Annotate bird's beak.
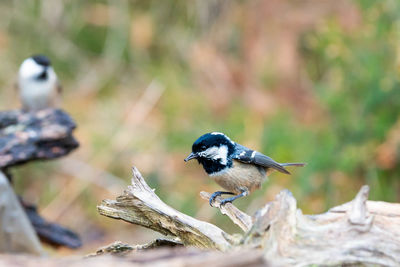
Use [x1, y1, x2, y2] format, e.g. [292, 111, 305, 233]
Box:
[184, 152, 198, 162]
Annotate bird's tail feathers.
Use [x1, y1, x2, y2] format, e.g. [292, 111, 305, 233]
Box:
[280, 163, 306, 167]
[275, 163, 305, 175]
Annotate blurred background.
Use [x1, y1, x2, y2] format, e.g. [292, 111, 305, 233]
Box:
[0, 0, 399, 255]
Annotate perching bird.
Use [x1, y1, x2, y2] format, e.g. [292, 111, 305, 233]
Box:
[17, 55, 61, 111]
[184, 132, 305, 206]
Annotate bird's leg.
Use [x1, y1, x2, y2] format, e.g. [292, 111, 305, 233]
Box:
[209, 191, 235, 206]
[219, 189, 249, 206]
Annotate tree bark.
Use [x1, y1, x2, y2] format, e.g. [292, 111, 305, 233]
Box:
[0, 108, 79, 169]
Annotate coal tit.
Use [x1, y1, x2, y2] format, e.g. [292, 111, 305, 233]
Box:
[18, 55, 61, 111]
[184, 132, 305, 206]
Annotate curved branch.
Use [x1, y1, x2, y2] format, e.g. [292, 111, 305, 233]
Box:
[98, 167, 232, 251]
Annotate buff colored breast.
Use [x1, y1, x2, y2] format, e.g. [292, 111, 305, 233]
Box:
[210, 160, 267, 194]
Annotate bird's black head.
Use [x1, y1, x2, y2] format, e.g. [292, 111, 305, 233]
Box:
[184, 132, 235, 174]
[31, 55, 51, 67]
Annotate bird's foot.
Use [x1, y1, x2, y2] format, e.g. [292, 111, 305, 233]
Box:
[219, 198, 233, 206]
[218, 190, 249, 206]
[209, 191, 234, 206]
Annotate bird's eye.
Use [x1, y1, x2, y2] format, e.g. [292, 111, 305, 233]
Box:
[201, 145, 206, 150]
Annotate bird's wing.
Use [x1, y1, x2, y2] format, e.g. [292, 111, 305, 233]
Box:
[232, 144, 290, 174]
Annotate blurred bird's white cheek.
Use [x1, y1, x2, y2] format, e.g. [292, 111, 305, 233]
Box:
[19, 58, 44, 79]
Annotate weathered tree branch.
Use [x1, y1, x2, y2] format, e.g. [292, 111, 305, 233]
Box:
[200, 191, 252, 232]
[245, 186, 400, 266]
[0, 247, 267, 267]
[87, 239, 183, 257]
[98, 166, 400, 266]
[22, 202, 82, 249]
[98, 167, 233, 251]
[0, 108, 79, 169]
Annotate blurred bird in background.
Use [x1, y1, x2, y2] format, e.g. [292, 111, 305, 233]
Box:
[185, 132, 305, 206]
[17, 55, 61, 111]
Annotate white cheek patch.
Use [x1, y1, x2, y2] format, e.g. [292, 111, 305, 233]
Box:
[19, 58, 45, 79]
[46, 67, 58, 83]
[201, 145, 228, 165]
[215, 145, 228, 165]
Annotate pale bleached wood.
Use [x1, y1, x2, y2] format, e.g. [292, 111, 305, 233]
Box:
[248, 186, 400, 266]
[200, 191, 253, 232]
[98, 167, 232, 251]
[0, 248, 267, 267]
[87, 239, 183, 257]
[98, 166, 400, 266]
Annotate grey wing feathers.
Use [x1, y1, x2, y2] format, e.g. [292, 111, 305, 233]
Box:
[253, 152, 291, 174]
[233, 144, 291, 174]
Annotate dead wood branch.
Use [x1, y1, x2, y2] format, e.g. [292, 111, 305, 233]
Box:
[88, 239, 183, 257]
[98, 167, 232, 251]
[0, 247, 267, 267]
[0, 108, 79, 168]
[200, 191, 253, 232]
[247, 186, 400, 266]
[98, 166, 400, 266]
[22, 202, 82, 249]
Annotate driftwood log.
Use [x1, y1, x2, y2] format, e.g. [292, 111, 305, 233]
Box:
[0, 108, 81, 249]
[97, 166, 400, 266]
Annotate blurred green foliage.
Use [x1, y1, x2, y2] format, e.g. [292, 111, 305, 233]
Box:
[0, 0, 400, 252]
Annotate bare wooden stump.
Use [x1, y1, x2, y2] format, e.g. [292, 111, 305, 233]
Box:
[0, 108, 81, 250]
[98, 166, 400, 266]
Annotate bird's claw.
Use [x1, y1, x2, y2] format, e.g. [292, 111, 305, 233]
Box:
[209, 192, 219, 206]
[209, 197, 216, 206]
[209, 191, 234, 206]
[219, 199, 232, 206]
